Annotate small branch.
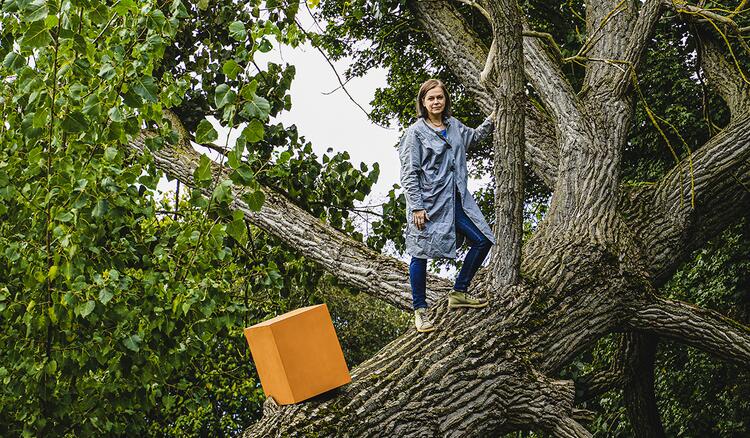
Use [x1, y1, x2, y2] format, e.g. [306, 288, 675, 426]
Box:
[628, 297, 750, 367]
[293, 17, 392, 130]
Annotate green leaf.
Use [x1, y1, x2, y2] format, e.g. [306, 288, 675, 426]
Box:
[104, 147, 118, 161]
[211, 179, 233, 204]
[92, 199, 109, 218]
[123, 334, 141, 352]
[243, 189, 265, 212]
[133, 76, 158, 103]
[226, 216, 247, 245]
[230, 164, 254, 185]
[22, 0, 48, 22]
[44, 14, 57, 28]
[240, 80, 258, 100]
[98, 289, 113, 305]
[214, 84, 236, 109]
[194, 154, 212, 182]
[60, 112, 87, 133]
[195, 119, 218, 143]
[258, 38, 273, 53]
[228, 21, 246, 41]
[98, 63, 116, 80]
[20, 20, 51, 49]
[222, 60, 242, 80]
[77, 300, 95, 318]
[241, 95, 271, 120]
[82, 95, 101, 116]
[108, 106, 125, 123]
[241, 119, 265, 143]
[122, 89, 143, 108]
[55, 210, 73, 222]
[2, 52, 26, 71]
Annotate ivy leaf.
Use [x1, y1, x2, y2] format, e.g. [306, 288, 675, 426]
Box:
[20, 20, 51, 49]
[258, 38, 273, 53]
[195, 119, 218, 143]
[98, 63, 116, 80]
[133, 76, 158, 103]
[92, 200, 109, 218]
[55, 211, 74, 222]
[228, 21, 246, 41]
[60, 112, 87, 133]
[194, 154, 212, 182]
[214, 84, 236, 109]
[242, 189, 265, 212]
[241, 119, 264, 143]
[123, 334, 141, 352]
[82, 95, 101, 116]
[239, 80, 258, 100]
[108, 106, 125, 123]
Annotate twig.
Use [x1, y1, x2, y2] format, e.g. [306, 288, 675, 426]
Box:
[293, 17, 394, 130]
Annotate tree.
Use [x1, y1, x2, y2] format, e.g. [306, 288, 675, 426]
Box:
[2, 0, 750, 436]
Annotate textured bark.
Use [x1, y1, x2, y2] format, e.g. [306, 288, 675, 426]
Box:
[622, 333, 666, 438]
[628, 297, 750, 366]
[696, 29, 750, 118]
[123, 1, 750, 435]
[486, 0, 525, 287]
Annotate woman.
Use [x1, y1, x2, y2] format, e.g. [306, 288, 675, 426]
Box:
[399, 78, 496, 333]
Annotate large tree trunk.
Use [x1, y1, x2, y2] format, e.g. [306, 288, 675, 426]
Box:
[128, 0, 750, 435]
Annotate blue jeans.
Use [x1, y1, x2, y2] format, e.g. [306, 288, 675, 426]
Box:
[410, 190, 493, 309]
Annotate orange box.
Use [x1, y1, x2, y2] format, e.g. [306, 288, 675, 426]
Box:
[244, 304, 351, 405]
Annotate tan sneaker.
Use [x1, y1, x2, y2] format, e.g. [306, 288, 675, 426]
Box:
[414, 308, 436, 332]
[448, 291, 488, 309]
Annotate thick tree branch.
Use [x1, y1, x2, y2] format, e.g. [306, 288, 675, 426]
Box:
[613, 0, 665, 96]
[485, 0, 525, 287]
[129, 115, 453, 311]
[583, 0, 637, 91]
[628, 297, 750, 367]
[625, 112, 750, 284]
[622, 332, 666, 438]
[695, 27, 750, 117]
[244, 298, 584, 436]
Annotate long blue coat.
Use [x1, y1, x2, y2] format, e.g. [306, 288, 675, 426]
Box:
[399, 116, 496, 259]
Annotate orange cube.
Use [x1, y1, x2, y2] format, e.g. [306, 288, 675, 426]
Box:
[244, 304, 351, 405]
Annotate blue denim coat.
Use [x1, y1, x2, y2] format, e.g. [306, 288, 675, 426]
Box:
[399, 116, 496, 259]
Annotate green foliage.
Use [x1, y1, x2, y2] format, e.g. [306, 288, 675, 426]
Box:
[0, 0, 399, 436]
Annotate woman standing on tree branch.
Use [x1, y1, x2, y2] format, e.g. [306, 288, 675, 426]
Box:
[399, 78, 496, 333]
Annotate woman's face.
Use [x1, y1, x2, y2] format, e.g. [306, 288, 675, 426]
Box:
[422, 87, 445, 119]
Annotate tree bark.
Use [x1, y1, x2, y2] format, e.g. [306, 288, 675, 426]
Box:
[622, 333, 666, 438]
[486, 0, 525, 287]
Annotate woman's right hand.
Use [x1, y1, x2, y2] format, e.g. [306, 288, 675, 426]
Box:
[412, 209, 429, 230]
